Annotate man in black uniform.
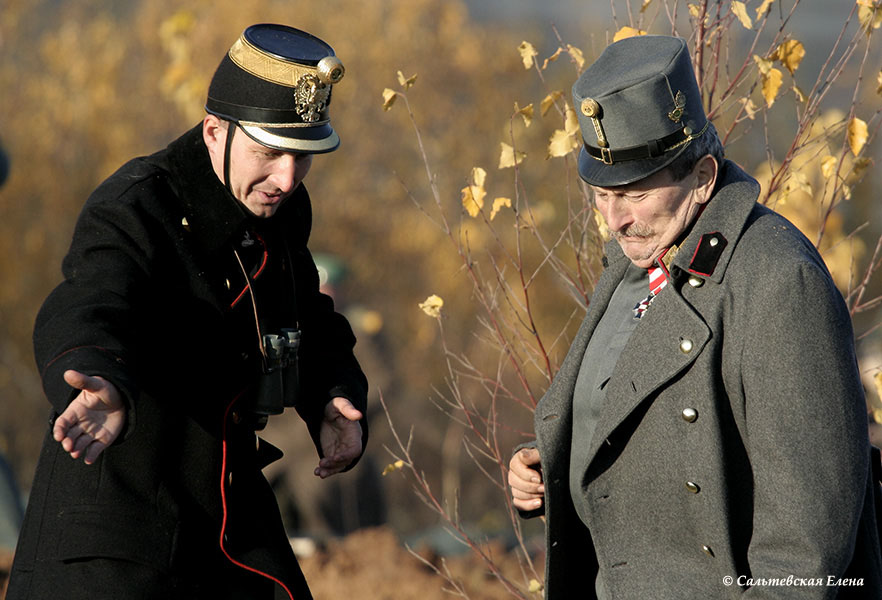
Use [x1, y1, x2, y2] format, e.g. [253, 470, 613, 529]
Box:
[8, 24, 367, 599]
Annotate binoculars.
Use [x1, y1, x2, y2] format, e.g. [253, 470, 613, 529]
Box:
[251, 328, 301, 418]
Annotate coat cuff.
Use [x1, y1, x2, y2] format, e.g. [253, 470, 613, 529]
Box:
[41, 345, 138, 439]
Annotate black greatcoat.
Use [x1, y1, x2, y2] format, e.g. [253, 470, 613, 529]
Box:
[7, 125, 368, 599]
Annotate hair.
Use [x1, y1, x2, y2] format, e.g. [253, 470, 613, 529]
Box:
[666, 122, 724, 181]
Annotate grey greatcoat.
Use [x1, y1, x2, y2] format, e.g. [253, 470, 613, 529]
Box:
[528, 160, 882, 598]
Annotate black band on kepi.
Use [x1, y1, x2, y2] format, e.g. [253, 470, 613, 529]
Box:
[583, 120, 709, 166]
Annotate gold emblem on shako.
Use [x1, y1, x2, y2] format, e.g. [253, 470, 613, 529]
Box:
[668, 90, 686, 122]
[294, 73, 330, 123]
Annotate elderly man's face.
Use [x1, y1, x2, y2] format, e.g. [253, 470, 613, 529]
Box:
[591, 157, 716, 269]
[203, 116, 313, 218]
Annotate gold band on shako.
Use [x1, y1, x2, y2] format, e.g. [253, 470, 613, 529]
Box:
[229, 36, 344, 87]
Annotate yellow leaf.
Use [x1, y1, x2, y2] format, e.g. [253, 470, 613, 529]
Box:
[567, 44, 586, 70]
[755, 0, 776, 19]
[490, 197, 512, 220]
[499, 142, 527, 169]
[547, 110, 581, 158]
[688, 3, 702, 18]
[761, 67, 783, 107]
[418, 295, 444, 318]
[382, 88, 399, 111]
[753, 54, 773, 75]
[845, 157, 872, 186]
[461, 167, 487, 217]
[859, 3, 882, 34]
[540, 91, 564, 116]
[564, 104, 580, 136]
[776, 40, 805, 75]
[874, 408, 882, 425]
[159, 10, 195, 39]
[820, 155, 839, 180]
[786, 171, 812, 197]
[542, 47, 563, 70]
[514, 102, 534, 127]
[732, 1, 754, 29]
[593, 207, 610, 241]
[613, 26, 647, 42]
[640, 0, 653, 12]
[740, 97, 759, 120]
[874, 372, 882, 407]
[382, 459, 405, 476]
[397, 71, 418, 90]
[848, 117, 868, 156]
[876, 70, 882, 95]
[528, 579, 544, 593]
[792, 84, 807, 103]
[518, 41, 538, 69]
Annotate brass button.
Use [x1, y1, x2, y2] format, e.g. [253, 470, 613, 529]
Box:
[679, 338, 694, 353]
[702, 545, 715, 557]
[685, 481, 700, 494]
[681, 408, 698, 423]
[225, 278, 231, 289]
[181, 217, 190, 231]
[232, 411, 241, 424]
[581, 97, 601, 117]
[709, 236, 719, 247]
[687, 276, 704, 288]
[227, 471, 233, 486]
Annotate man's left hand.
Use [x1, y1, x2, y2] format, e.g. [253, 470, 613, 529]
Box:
[315, 396, 363, 479]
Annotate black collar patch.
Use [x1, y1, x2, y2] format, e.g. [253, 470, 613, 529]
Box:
[688, 231, 727, 277]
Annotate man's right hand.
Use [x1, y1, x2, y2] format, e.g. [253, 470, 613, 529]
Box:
[509, 447, 545, 511]
[54, 370, 126, 465]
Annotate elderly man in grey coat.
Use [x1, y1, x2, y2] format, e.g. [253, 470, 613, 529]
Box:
[509, 35, 882, 599]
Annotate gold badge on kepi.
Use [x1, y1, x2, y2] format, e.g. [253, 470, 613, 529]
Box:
[294, 74, 331, 123]
[668, 91, 686, 122]
[581, 98, 601, 117]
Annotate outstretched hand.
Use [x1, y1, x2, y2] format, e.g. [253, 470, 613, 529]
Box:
[54, 369, 126, 465]
[316, 396, 363, 479]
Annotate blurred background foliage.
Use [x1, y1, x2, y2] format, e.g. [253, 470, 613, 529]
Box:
[0, 0, 880, 558]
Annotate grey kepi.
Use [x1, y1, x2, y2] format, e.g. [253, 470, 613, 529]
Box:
[573, 35, 708, 187]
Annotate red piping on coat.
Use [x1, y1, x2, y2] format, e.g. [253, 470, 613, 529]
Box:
[220, 393, 295, 600]
[42, 345, 124, 378]
[230, 232, 269, 309]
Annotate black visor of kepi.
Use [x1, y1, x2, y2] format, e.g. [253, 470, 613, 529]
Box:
[572, 35, 709, 187]
[206, 24, 345, 154]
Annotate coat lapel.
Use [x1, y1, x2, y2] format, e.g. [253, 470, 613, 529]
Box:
[583, 285, 710, 466]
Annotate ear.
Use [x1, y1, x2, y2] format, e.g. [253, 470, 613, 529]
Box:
[692, 154, 718, 205]
[202, 115, 227, 183]
[202, 114, 226, 154]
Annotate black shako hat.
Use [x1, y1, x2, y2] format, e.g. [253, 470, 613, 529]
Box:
[206, 24, 344, 154]
[573, 35, 709, 187]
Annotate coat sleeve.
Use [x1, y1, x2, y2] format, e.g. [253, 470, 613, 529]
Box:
[34, 172, 162, 433]
[286, 189, 369, 466]
[738, 250, 868, 596]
